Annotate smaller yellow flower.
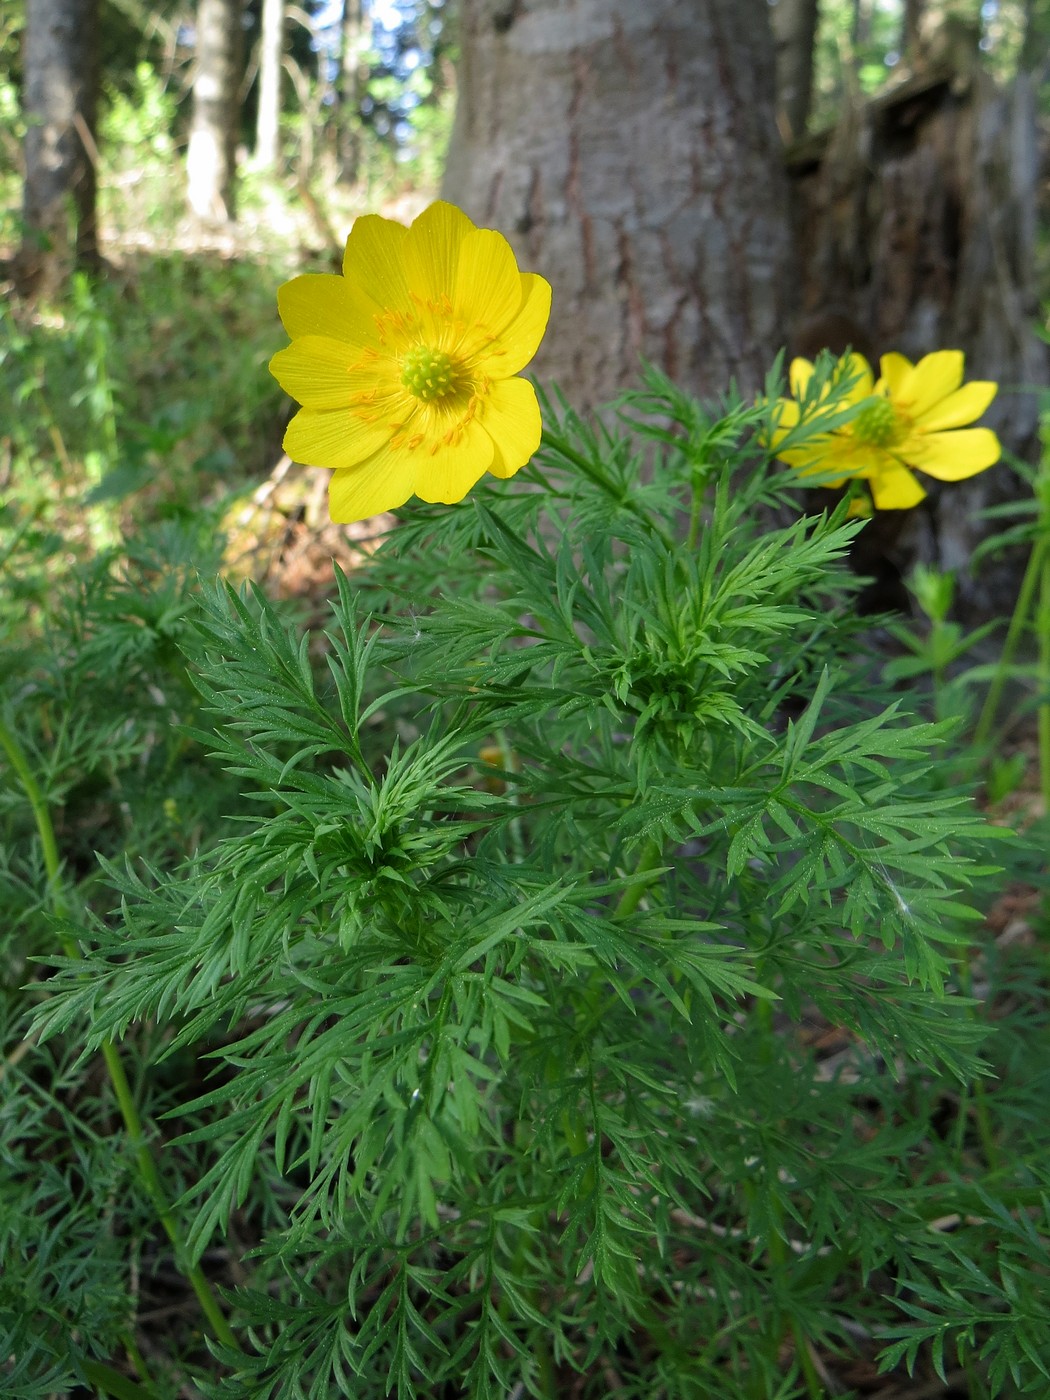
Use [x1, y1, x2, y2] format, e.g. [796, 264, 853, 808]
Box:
[269, 201, 552, 523]
[772, 350, 1001, 509]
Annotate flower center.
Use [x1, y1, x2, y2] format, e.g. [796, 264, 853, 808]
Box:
[401, 345, 458, 403]
[853, 396, 907, 448]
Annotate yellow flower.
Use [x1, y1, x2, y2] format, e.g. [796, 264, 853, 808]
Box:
[772, 350, 1001, 509]
[269, 201, 552, 523]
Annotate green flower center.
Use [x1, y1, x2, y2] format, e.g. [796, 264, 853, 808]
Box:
[853, 396, 907, 448]
[401, 345, 457, 403]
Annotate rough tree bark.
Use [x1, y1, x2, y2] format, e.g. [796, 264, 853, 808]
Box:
[254, 0, 283, 170]
[18, 0, 99, 297]
[186, 0, 244, 224]
[788, 71, 1047, 618]
[770, 0, 820, 139]
[442, 0, 795, 409]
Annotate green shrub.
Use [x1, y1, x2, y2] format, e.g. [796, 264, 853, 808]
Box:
[5, 365, 1047, 1398]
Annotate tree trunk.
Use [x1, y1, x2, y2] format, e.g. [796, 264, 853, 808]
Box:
[788, 71, 1048, 619]
[338, 0, 368, 180]
[902, 0, 925, 65]
[254, 0, 283, 170]
[771, 0, 820, 139]
[442, 0, 795, 409]
[186, 0, 244, 224]
[852, 0, 872, 53]
[18, 0, 99, 297]
[1020, 0, 1050, 74]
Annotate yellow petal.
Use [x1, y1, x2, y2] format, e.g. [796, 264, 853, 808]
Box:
[453, 228, 530, 343]
[839, 352, 873, 399]
[402, 201, 476, 307]
[912, 381, 997, 432]
[412, 416, 495, 503]
[870, 463, 927, 509]
[283, 406, 394, 471]
[477, 273, 552, 379]
[901, 351, 965, 416]
[908, 427, 1002, 480]
[790, 436, 888, 480]
[767, 398, 800, 452]
[478, 377, 543, 478]
[328, 450, 418, 522]
[342, 214, 411, 311]
[270, 335, 369, 409]
[878, 352, 913, 397]
[277, 274, 378, 344]
[790, 358, 815, 397]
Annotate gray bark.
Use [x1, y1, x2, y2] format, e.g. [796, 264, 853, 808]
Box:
[186, 0, 244, 223]
[771, 0, 820, 139]
[338, 0, 368, 180]
[442, 0, 795, 409]
[19, 0, 99, 296]
[255, 0, 283, 169]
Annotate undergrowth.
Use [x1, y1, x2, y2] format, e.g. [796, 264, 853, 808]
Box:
[3, 361, 1049, 1398]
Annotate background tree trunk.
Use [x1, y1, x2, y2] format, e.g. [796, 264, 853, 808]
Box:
[18, 0, 99, 297]
[902, 0, 925, 64]
[852, 0, 873, 54]
[186, 0, 244, 224]
[338, 0, 368, 180]
[442, 0, 795, 408]
[254, 0, 283, 170]
[771, 0, 820, 139]
[788, 71, 1048, 618]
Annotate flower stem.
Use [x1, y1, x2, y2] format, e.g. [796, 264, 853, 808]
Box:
[540, 428, 675, 547]
[1038, 537, 1050, 811]
[0, 712, 240, 1357]
[973, 535, 1046, 752]
[687, 469, 706, 552]
[612, 838, 665, 921]
[753, 995, 822, 1400]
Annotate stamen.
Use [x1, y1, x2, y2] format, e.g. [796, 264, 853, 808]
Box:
[854, 396, 907, 448]
[401, 345, 460, 403]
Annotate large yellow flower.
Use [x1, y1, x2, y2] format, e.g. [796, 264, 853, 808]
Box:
[269, 202, 552, 523]
[772, 350, 1001, 509]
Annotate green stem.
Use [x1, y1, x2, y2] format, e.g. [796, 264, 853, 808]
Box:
[687, 469, 706, 552]
[951, 958, 1000, 1175]
[1038, 536, 1050, 811]
[753, 995, 823, 1400]
[973, 534, 1047, 749]
[80, 1357, 158, 1400]
[540, 428, 676, 547]
[0, 712, 240, 1356]
[930, 621, 948, 727]
[612, 838, 665, 921]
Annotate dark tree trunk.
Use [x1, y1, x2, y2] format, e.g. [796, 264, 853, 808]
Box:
[1020, 0, 1050, 74]
[788, 72, 1048, 619]
[442, 0, 795, 408]
[18, 0, 99, 297]
[771, 0, 820, 139]
[186, 0, 244, 224]
[902, 0, 925, 65]
[852, 0, 872, 53]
